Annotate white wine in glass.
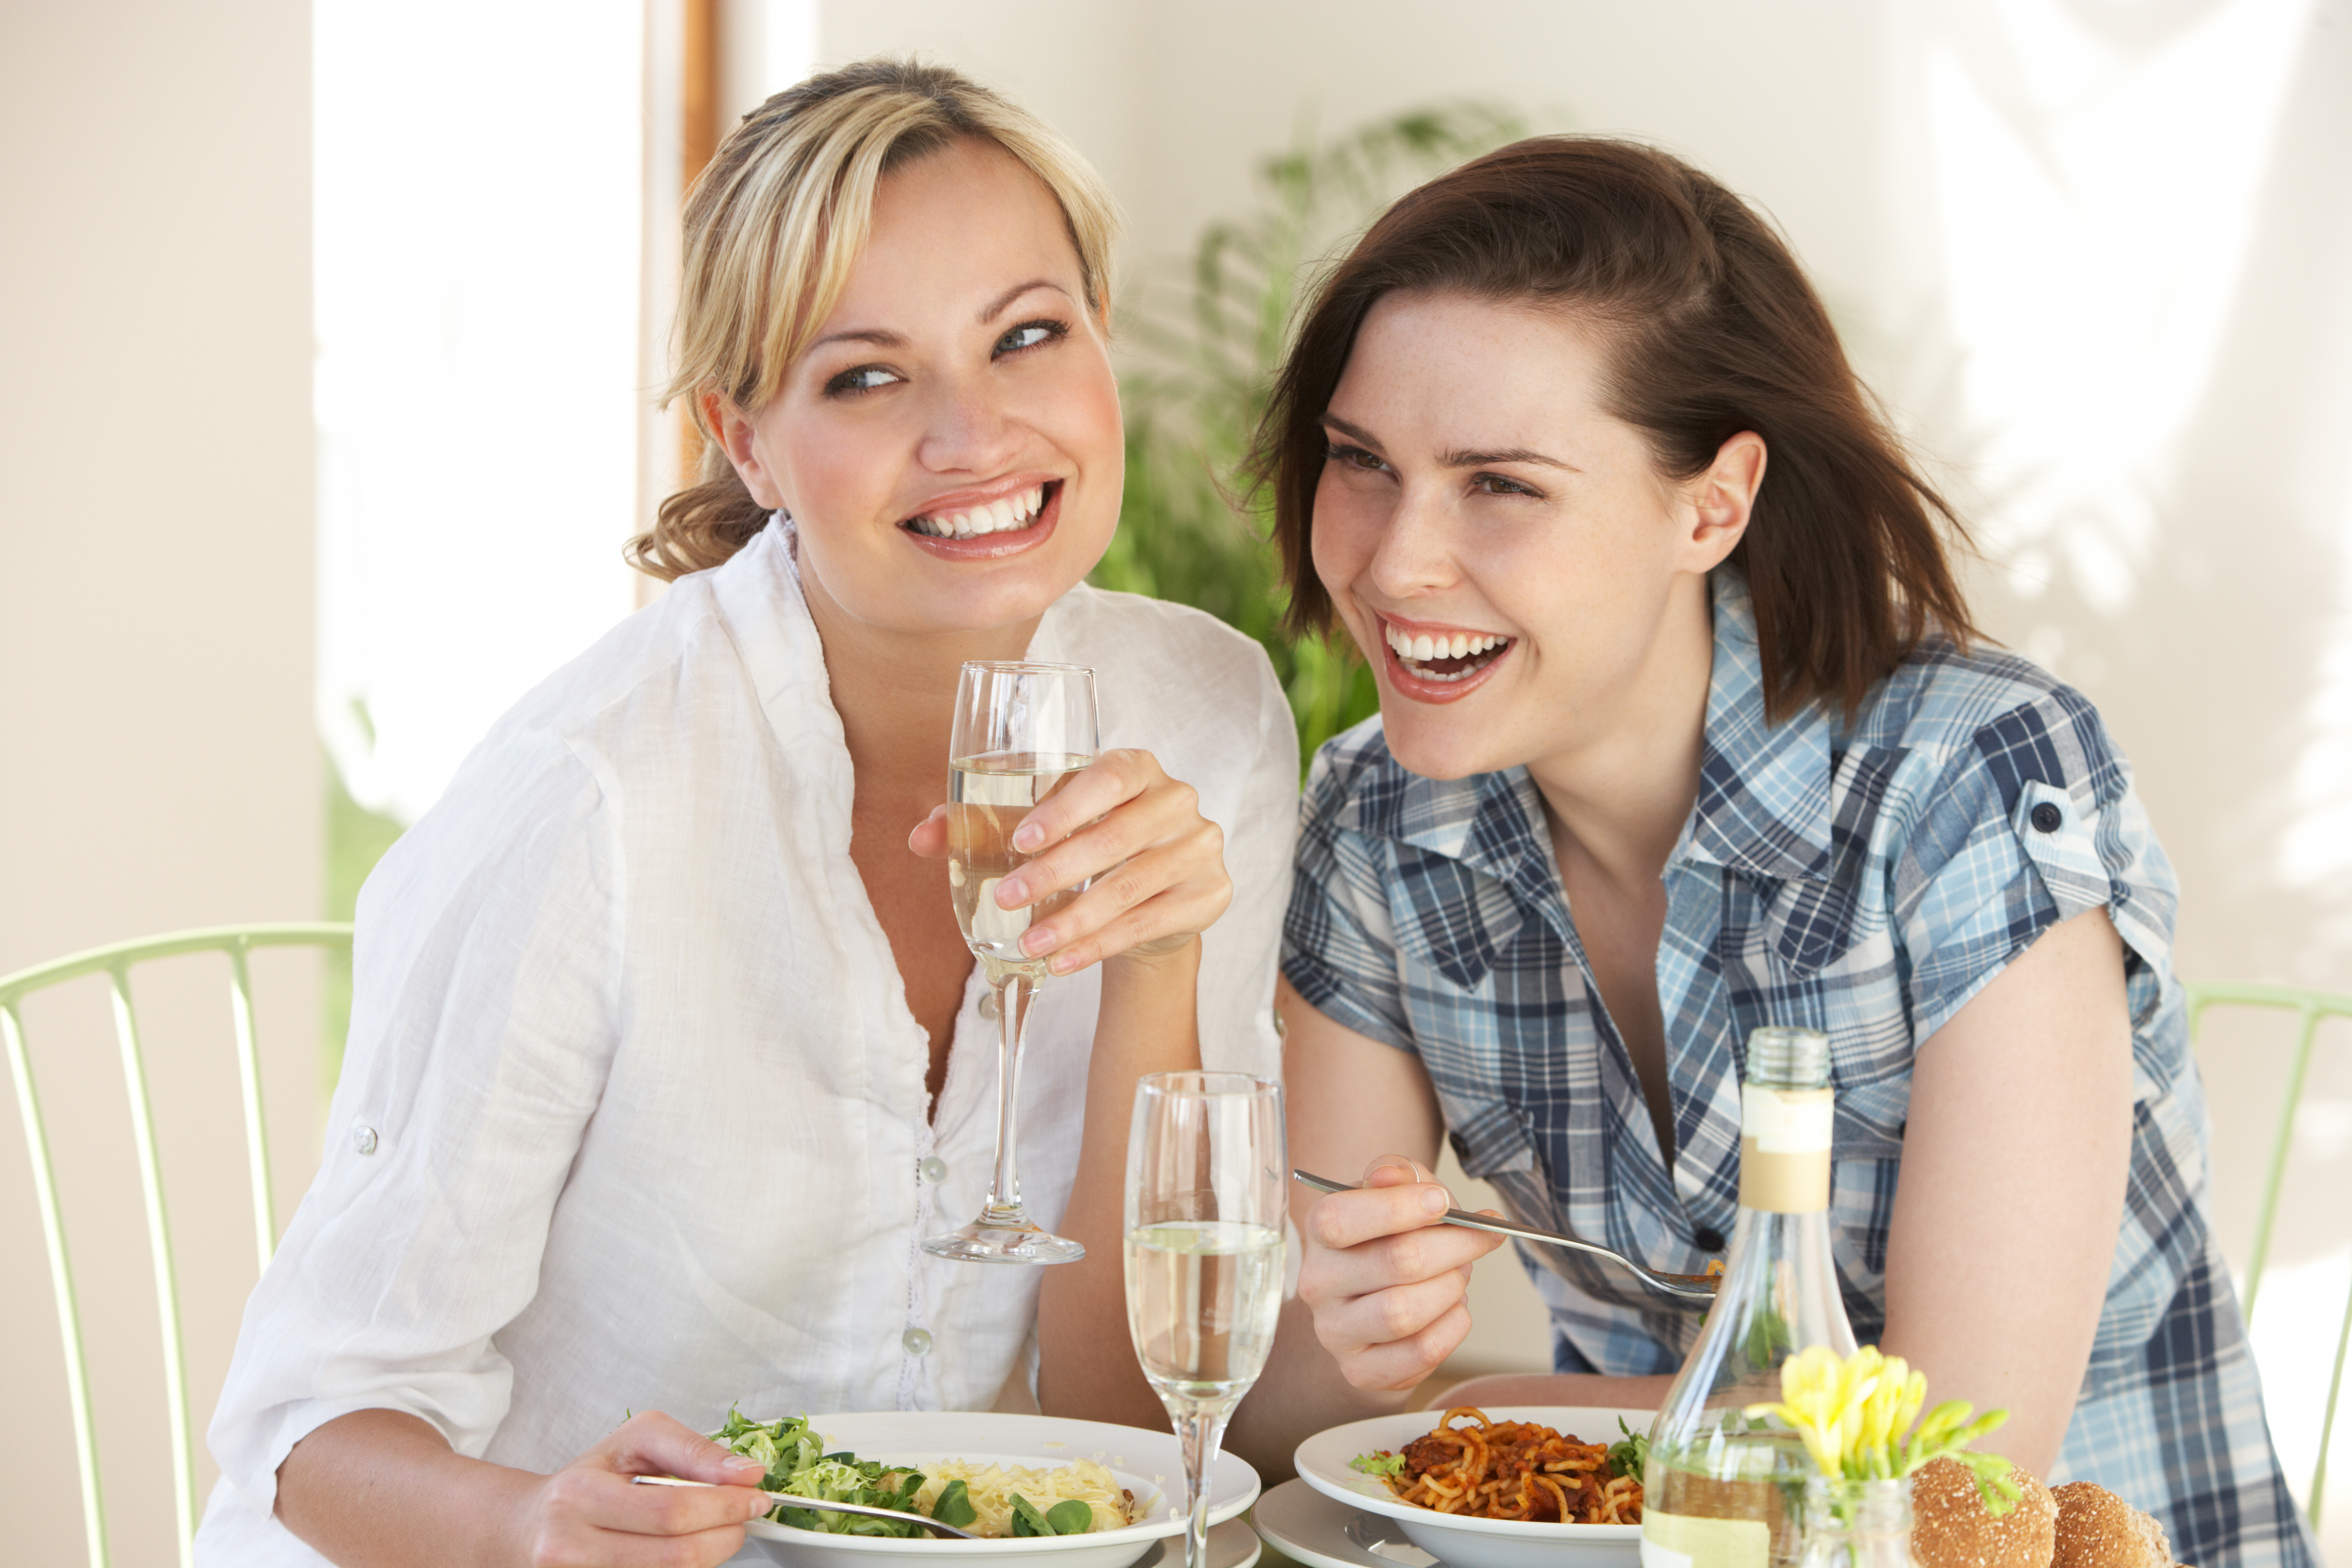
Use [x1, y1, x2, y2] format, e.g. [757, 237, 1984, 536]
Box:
[1125, 1073, 1286, 1568]
[923, 661, 1097, 1266]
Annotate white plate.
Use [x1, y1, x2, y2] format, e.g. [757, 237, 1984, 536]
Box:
[744, 1412, 1262, 1568]
[739, 1519, 1257, 1568]
[1291, 1407, 1649, 1568]
[1252, 1478, 1437, 1568]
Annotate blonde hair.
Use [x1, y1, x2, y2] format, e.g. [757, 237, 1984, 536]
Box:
[627, 58, 1120, 581]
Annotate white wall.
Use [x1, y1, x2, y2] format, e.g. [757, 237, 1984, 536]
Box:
[0, 3, 320, 1562]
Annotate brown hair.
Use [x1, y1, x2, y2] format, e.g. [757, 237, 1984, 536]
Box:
[626, 58, 1119, 580]
[1253, 136, 1975, 722]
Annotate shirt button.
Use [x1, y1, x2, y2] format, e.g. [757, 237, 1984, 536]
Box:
[1693, 1226, 1726, 1253]
[978, 991, 1000, 1022]
[352, 1123, 379, 1156]
[902, 1327, 933, 1356]
[2031, 802, 2064, 833]
[921, 1157, 948, 1184]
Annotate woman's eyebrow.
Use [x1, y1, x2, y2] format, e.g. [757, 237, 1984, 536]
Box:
[1440, 444, 1580, 472]
[980, 278, 1070, 321]
[1320, 413, 1385, 450]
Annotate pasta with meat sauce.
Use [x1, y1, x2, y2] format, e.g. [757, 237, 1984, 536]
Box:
[1359, 1408, 1644, 1524]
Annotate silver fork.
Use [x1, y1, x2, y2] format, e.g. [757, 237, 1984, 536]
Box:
[631, 1475, 981, 1538]
[1291, 1168, 1719, 1302]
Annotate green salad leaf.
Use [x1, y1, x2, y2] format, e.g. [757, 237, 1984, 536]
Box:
[1606, 1417, 1649, 1480]
[930, 1478, 978, 1527]
[1349, 1451, 1406, 1478]
[706, 1408, 930, 1537]
[1009, 1494, 1055, 1537]
[1045, 1499, 1096, 1536]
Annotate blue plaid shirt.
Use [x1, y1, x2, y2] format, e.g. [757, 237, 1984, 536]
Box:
[1285, 571, 2311, 1568]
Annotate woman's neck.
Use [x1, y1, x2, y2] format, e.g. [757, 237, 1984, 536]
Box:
[1523, 573, 1716, 896]
[798, 560, 1041, 787]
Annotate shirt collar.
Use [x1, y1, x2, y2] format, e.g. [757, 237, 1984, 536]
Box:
[1681, 570, 1837, 883]
[1335, 569, 1837, 889]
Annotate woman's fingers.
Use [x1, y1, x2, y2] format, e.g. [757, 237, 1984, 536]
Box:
[980, 748, 1231, 971]
[521, 1411, 769, 1562]
[906, 804, 949, 859]
[1009, 748, 1160, 854]
[1017, 833, 1231, 975]
[1294, 1158, 1504, 1392]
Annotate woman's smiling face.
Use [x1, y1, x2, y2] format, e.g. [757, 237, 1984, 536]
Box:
[711, 137, 1122, 642]
[1311, 289, 1756, 781]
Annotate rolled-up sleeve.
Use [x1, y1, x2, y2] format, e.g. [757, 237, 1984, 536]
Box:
[1895, 685, 2180, 1068]
[207, 727, 622, 1516]
[1281, 740, 1419, 1055]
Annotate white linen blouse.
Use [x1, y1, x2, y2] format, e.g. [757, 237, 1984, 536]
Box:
[197, 519, 1298, 1565]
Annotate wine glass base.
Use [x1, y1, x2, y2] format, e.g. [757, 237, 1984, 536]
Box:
[921, 1219, 1086, 1265]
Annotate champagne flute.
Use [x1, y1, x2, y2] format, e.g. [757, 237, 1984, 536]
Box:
[1125, 1072, 1287, 1568]
[923, 661, 1098, 1265]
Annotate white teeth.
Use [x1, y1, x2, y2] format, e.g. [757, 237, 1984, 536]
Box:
[907, 484, 1053, 540]
[1383, 622, 1511, 677]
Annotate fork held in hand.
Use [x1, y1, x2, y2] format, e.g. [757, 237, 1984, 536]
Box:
[631, 1475, 981, 1538]
[1290, 1168, 1719, 1302]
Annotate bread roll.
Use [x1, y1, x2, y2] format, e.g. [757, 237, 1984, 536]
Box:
[2050, 1481, 2175, 1568]
[1910, 1455, 2057, 1568]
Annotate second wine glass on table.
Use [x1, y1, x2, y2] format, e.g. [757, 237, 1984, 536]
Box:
[1126, 1072, 1287, 1568]
[923, 660, 1098, 1266]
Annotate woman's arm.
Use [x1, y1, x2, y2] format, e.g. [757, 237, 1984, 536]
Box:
[276, 1410, 771, 1568]
[1220, 980, 1501, 1474]
[1878, 905, 2133, 1477]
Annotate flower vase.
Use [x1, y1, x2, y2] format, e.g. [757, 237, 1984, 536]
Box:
[1798, 1478, 1918, 1568]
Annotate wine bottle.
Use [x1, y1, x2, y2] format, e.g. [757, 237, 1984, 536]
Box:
[1642, 1026, 1858, 1568]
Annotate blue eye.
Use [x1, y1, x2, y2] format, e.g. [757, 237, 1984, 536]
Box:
[996, 320, 1065, 355]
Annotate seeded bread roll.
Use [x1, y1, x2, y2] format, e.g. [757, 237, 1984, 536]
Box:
[2050, 1481, 2175, 1568]
[1910, 1456, 2057, 1568]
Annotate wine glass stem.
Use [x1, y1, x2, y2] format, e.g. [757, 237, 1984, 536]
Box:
[1171, 1404, 1224, 1568]
[984, 973, 1039, 1217]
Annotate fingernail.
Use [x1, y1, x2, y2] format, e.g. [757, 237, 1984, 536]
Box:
[1421, 1187, 1449, 1215]
[1047, 951, 1076, 975]
[724, 1454, 765, 1471]
[1021, 926, 1053, 956]
[1013, 822, 1045, 852]
[996, 876, 1026, 907]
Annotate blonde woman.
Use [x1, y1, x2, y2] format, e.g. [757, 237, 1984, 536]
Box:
[198, 61, 1296, 1568]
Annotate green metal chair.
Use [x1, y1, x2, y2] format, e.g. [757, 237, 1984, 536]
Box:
[0, 923, 353, 1568]
[2185, 981, 2352, 1527]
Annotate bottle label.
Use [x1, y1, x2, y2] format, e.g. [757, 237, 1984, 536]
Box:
[1738, 1085, 1832, 1211]
[1642, 1511, 1770, 1568]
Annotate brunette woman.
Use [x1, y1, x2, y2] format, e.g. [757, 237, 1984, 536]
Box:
[1234, 137, 2310, 1568]
[199, 61, 1295, 1568]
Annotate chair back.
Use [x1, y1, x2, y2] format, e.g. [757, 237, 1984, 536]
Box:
[0, 923, 353, 1568]
[2186, 980, 2352, 1528]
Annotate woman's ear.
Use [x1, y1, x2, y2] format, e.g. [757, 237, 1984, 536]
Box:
[705, 391, 786, 510]
[1679, 430, 1766, 570]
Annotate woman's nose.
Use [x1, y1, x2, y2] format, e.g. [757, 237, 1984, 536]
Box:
[916, 375, 1024, 474]
[1364, 488, 1460, 599]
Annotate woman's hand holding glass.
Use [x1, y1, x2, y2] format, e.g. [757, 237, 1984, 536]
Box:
[912, 745, 1233, 974]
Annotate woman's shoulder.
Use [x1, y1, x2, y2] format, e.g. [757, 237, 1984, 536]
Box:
[1850, 634, 2130, 804]
[1048, 583, 1280, 693]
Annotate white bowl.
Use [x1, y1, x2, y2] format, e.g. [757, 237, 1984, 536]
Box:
[745, 1412, 1261, 1568]
[1292, 1406, 1651, 1568]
